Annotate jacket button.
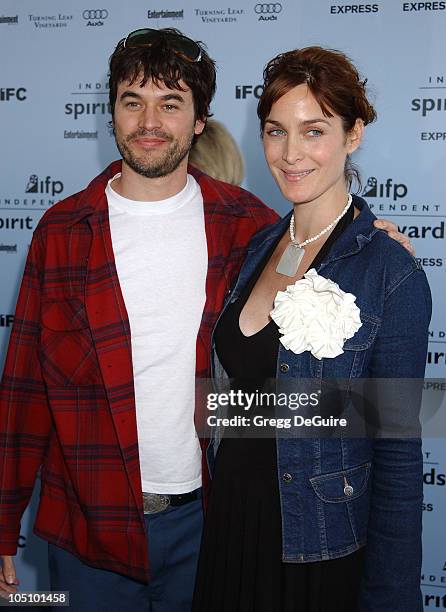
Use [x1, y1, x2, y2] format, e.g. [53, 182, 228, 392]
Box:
[280, 363, 290, 373]
[282, 472, 293, 482]
[344, 484, 354, 496]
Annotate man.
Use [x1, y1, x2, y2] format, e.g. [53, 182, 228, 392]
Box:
[0, 27, 413, 612]
[0, 28, 278, 611]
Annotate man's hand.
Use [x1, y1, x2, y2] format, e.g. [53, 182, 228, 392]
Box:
[0, 555, 19, 599]
[374, 219, 415, 256]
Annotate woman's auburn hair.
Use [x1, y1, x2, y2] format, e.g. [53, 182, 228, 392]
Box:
[257, 46, 377, 133]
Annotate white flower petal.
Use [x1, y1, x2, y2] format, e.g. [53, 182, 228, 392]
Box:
[270, 270, 362, 360]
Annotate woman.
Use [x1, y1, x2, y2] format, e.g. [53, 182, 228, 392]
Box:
[193, 47, 431, 612]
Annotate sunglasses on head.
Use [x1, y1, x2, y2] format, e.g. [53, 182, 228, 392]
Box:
[123, 28, 203, 62]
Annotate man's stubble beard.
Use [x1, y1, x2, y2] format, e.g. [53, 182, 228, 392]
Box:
[115, 128, 195, 179]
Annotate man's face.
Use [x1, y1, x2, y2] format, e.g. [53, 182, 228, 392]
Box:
[113, 76, 205, 178]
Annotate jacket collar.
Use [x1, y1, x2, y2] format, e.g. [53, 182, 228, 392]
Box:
[65, 161, 119, 227]
[247, 195, 378, 262]
[66, 160, 254, 228]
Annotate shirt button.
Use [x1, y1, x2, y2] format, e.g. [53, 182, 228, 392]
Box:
[282, 472, 293, 482]
[280, 363, 290, 373]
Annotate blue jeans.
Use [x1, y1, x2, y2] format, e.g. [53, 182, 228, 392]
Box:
[48, 499, 203, 612]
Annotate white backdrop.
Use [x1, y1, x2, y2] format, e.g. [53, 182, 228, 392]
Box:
[1, 0, 445, 606]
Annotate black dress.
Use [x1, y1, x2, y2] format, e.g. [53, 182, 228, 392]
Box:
[193, 206, 365, 612]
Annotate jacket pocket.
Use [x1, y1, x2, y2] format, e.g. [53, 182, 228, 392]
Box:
[40, 298, 102, 387]
[316, 313, 381, 379]
[343, 314, 380, 352]
[309, 462, 372, 550]
[309, 462, 371, 503]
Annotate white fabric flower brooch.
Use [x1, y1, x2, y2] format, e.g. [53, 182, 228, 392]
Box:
[270, 269, 362, 360]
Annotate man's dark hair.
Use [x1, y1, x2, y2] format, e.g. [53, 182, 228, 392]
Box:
[108, 28, 216, 122]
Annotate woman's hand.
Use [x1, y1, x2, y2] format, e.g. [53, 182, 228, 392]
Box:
[373, 219, 415, 256]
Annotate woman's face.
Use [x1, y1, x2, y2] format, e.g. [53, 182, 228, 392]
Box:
[263, 84, 363, 205]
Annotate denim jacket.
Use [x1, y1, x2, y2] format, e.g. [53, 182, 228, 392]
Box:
[208, 196, 431, 611]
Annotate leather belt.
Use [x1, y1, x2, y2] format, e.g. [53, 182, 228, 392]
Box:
[142, 488, 202, 514]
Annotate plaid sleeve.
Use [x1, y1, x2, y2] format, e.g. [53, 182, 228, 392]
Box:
[0, 229, 52, 555]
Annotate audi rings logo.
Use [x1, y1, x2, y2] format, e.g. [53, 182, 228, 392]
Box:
[82, 9, 108, 19]
[254, 3, 282, 14]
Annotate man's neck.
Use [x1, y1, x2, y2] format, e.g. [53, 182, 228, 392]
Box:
[112, 159, 188, 201]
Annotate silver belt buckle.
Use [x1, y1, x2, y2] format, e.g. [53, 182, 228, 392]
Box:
[143, 493, 170, 514]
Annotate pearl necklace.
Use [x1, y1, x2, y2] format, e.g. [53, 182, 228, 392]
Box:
[276, 194, 352, 277]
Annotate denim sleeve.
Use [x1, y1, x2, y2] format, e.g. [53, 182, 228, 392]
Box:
[358, 268, 432, 612]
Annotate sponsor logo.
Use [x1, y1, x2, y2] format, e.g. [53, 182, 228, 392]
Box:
[0, 314, 14, 327]
[423, 592, 446, 607]
[147, 9, 184, 19]
[82, 9, 108, 19]
[397, 221, 444, 239]
[0, 244, 17, 254]
[421, 131, 446, 141]
[403, 1, 446, 10]
[28, 14, 74, 29]
[330, 4, 379, 13]
[363, 175, 442, 215]
[82, 8, 109, 26]
[75, 81, 110, 92]
[25, 175, 64, 198]
[422, 384, 446, 438]
[362, 176, 408, 201]
[64, 130, 98, 140]
[417, 257, 445, 268]
[429, 330, 446, 340]
[414, 75, 446, 139]
[65, 101, 111, 120]
[194, 7, 244, 23]
[65, 81, 111, 121]
[254, 3, 282, 20]
[235, 84, 263, 99]
[412, 97, 446, 116]
[426, 74, 446, 85]
[0, 15, 18, 25]
[424, 467, 446, 486]
[0, 217, 34, 230]
[421, 550, 446, 602]
[0, 87, 27, 102]
[422, 570, 446, 584]
[1, 174, 65, 215]
[0, 197, 56, 209]
[427, 351, 446, 365]
[254, 2, 282, 12]
[421, 451, 445, 514]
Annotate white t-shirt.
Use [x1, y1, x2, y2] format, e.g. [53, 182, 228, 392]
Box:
[106, 173, 207, 494]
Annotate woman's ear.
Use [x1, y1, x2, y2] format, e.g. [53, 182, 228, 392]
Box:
[346, 118, 364, 154]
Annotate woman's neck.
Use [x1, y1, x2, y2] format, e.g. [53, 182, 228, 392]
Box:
[292, 187, 350, 244]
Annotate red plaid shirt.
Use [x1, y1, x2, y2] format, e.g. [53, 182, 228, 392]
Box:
[0, 161, 278, 582]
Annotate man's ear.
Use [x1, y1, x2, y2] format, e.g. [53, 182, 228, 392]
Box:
[194, 118, 206, 136]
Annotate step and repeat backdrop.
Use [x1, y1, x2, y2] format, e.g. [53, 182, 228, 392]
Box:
[1, 0, 445, 606]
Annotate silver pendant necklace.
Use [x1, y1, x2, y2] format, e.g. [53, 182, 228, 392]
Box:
[276, 194, 352, 277]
